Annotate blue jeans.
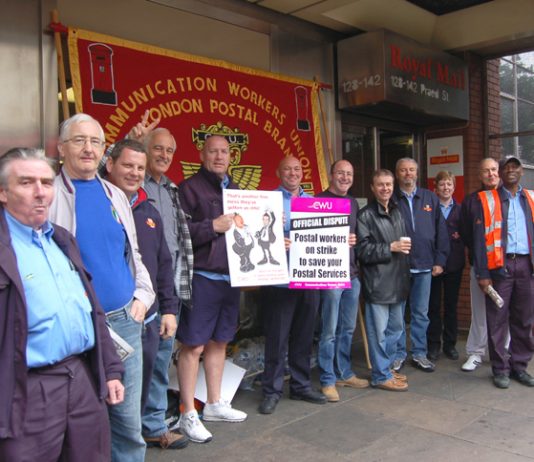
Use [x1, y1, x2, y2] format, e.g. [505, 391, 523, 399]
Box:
[142, 316, 175, 437]
[106, 304, 146, 462]
[365, 302, 404, 385]
[396, 271, 432, 360]
[318, 277, 361, 386]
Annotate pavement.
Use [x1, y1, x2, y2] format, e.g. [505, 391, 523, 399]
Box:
[146, 335, 534, 462]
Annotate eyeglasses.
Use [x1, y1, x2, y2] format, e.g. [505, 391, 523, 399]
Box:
[333, 170, 353, 178]
[63, 136, 105, 148]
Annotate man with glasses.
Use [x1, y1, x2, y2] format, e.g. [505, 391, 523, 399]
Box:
[50, 113, 155, 462]
[316, 160, 369, 402]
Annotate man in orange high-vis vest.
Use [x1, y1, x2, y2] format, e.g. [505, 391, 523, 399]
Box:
[473, 156, 534, 389]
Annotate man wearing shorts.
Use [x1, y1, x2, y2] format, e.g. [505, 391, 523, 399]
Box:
[177, 135, 247, 443]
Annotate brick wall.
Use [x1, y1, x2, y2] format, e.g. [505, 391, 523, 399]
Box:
[426, 53, 501, 330]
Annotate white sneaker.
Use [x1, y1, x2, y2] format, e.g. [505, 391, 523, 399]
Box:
[203, 399, 247, 422]
[178, 410, 213, 443]
[462, 354, 482, 371]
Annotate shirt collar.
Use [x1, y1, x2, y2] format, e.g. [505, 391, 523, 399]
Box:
[5, 210, 54, 245]
[400, 187, 417, 199]
[277, 185, 305, 198]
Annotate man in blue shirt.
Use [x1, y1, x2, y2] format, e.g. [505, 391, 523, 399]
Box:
[0, 147, 124, 461]
[392, 158, 449, 373]
[473, 156, 534, 389]
[50, 113, 155, 462]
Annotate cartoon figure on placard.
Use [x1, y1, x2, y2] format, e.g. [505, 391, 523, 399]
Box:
[232, 213, 255, 273]
[255, 209, 280, 266]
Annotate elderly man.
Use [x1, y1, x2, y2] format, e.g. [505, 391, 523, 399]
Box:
[104, 139, 188, 449]
[50, 113, 155, 462]
[258, 155, 326, 415]
[356, 169, 411, 391]
[473, 156, 534, 389]
[459, 157, 501, 371]
[127, 116, 193, 445]
[177, 135, 247, 443]
[316, 159, 369, 402]
[0, 148, 124, 461]
[392, 158, 449, 373]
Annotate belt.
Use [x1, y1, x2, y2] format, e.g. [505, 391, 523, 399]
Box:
[28, 353, 87, 374]
[506, 253, 529, 260]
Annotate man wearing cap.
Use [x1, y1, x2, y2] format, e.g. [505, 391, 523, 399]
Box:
[473, 156, 534, 389]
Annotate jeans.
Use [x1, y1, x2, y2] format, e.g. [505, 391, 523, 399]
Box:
[106, 304, 146, 462]
[396, 271, 432, 360]
[365, 302, 404, 385]
[142, 316, 175, 437]
[318, 277, 361, 386]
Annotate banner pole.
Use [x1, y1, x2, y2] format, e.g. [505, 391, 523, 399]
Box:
[51, 9, 70, 120]
[314, 77, 334, 166]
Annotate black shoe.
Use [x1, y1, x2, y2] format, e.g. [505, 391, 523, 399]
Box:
[510, 370, 534, 387]
[411, 356, 435, 372]
[289, 389, 327, 404]
[258, 258, 268, 265]
[443, 346, 459, 360]
[427, 348, 440, 362]
[493, 374, 510, 389]
[269, 258, 280, 265]
[259, 396, 279, 414]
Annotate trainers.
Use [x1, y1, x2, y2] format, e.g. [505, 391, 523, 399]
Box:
[321, 385, 340, 402]
[411, 356, 435, 372]
[202, 399, 247, 422]
[373, 377, 408, 392]
[178, 410, 213, 443]
[461, 354, 482, 371]
[336, 376, 370, 389]
[144, 430, 189, 449]
[392, 358, 405, 372]
[391, 370, 407, 382]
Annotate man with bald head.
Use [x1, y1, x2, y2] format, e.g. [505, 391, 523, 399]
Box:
[177, 135, 247, 443]
[316, 160, 369, 402]
[259, 156, 326, 415]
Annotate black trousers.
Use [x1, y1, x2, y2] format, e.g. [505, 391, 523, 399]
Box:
[261, 286, 319, 398]
[427, 270, 463, 351]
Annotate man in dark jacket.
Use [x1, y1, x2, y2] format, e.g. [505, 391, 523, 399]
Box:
[356, 169, 411, 391]
[177, 135, 247, 443]
[472, 156, 534, 389]
[427, 171, 465, 362]
[0, 148, 124, 461]
[392, 158, 450, 373]
[104, 139, 188, 450]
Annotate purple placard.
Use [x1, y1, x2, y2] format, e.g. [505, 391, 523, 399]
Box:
[291, 197, 351, 215]
[289, 281, 352, 290]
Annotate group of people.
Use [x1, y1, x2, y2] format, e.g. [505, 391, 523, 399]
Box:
[1, 111, 533, 462]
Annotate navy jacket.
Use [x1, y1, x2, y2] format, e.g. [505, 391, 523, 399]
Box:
[472, 186, 534, 280]
[442, 201, 465, 274]
[459, 189, 485, 265]
[393, 187, 450, 270]
[132, 188, 179, 319]
[0, 207, 124, 439]
[179, 166, 239, 274]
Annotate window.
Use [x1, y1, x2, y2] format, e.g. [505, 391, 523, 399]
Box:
[489, 51, 534, 166]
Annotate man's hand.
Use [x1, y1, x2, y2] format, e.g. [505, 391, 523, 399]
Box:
[390, 240, 411, 254]
[213, 214, 235, 233]
[130, 299, 147, 323]
[348, 233, 357, 247]
[106, 379, 125, 405]
[478, 278, 492, 293]
[127, 110, 161, 143]
[160, 314, 177, 340]
[431, 265, 444, 277]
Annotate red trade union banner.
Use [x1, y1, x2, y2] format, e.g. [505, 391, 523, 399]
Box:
[68, 28, 328, 193]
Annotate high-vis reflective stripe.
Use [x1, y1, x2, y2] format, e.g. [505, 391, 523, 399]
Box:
[479, 188, 534, 270]
[478, 189, 503, 270]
